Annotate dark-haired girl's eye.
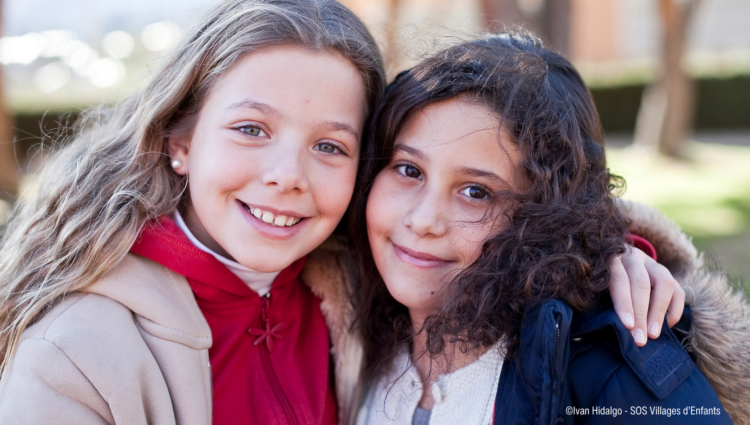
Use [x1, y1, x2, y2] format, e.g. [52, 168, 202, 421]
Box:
[459, 186, 489, 200]
[395, 164, 422, 180]
[239, 126, 267, 137]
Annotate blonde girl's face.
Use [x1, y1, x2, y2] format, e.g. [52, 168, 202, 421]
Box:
[366, 99, 521, 320]
[169, 45, 367, 273]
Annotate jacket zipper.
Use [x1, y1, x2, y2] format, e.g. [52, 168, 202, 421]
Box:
[259, 293, 300, 425]
[555, 322, 561, 374]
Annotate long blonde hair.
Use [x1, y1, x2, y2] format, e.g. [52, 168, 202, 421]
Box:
[0, 0, 384, 374]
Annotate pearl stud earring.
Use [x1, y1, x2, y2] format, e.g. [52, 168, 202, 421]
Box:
[171, 159, 182, 169]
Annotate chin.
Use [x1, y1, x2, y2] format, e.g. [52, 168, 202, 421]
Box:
[236, 252, 295, 274]
[385, 282, 433, 310]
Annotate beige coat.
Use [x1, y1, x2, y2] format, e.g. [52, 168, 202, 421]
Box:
[0, 253, 214, 425]
[0, 201, 748, 425]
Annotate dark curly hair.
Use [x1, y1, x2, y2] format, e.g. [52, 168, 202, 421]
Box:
[349, 31, 629, 383]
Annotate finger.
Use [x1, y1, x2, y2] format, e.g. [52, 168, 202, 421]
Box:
[621, 248, 651, 347]
[644, 260, 677, 339]
[666, 281, 685, 328]
[608, 255, 635, 330]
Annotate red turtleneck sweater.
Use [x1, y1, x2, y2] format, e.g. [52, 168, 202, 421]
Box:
[131, 217, 337, 425]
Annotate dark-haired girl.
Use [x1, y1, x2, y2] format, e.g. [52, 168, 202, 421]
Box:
[350, 33, 748, 424]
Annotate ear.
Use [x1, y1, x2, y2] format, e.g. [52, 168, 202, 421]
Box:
[167, 133, 190, 176]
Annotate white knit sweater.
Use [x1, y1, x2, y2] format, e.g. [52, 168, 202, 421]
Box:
[356, 342, 504, 425]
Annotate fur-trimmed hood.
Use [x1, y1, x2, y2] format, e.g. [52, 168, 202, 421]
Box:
[302, 200, 750, 425]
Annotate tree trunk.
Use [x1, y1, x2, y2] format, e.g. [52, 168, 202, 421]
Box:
[634, 0, 699, 157]
[0, 0, 17, 202]
[480, 0, 571, 56]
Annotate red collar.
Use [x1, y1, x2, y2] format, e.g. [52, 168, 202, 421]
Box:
[130, 217, 305, 298]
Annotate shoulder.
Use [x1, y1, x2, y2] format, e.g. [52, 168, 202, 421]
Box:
[0, 291, 148, 423]
[21, 290, 140, 352]
[0, 327, 114, 423]
[578, 363, 732, 424]
[568, 295, 691, 399]
[619, 200, 750, 423]
[32, 252, 207, 353]
[5, 252, 196, 391]
[567, 300, 731, 424]
[14, 287, 161, 381]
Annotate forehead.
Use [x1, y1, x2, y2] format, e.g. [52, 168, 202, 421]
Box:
[203, 44, 367, 121]
[396, 99, 520, 181]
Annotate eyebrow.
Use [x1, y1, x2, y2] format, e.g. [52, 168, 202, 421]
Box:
[226, 100, 283, 119]
[455, 166, 510, 186]
[227, 99, 359, 140]
[393, 144, 428, 162]
[320, 120, 359, 141]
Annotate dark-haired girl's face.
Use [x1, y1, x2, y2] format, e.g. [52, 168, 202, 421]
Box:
[366, 99, 521, 320]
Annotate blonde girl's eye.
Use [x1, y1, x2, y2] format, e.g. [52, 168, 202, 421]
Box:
[313, 142, 341, 155]
[395, 163, 422, 180]
[459, 185, 490, 200]
[239, 125, 267, 137]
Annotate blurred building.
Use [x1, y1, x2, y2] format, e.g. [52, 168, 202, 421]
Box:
[342, 0, 750, 82]
[2, 0, 749, 111]
[570, 0, 750, 85]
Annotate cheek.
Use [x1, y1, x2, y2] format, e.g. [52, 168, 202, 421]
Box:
[187, 126, 253, 188]
[451, 213, 509, 266]
[365, 173, 400, 243]
[191, 149, 256, 206]
[311, 160, 358, 221]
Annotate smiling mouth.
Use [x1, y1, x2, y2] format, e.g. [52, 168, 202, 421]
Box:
[392, 242, 451, 265]
[240, 202, 304, 227]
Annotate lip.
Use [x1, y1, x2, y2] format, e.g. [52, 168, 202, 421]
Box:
[240, 201, 307, 218]
[236, 200, 309, 240]
[392, 242, 452, 268]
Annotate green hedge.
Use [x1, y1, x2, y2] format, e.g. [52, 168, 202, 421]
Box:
[591, 74, 750, 133]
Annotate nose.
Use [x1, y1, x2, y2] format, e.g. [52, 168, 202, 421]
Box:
[403, 188, 449, 238]
[260, 143, 309, 193]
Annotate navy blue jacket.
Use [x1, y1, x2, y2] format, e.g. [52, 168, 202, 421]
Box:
[493, 297, 733, 424]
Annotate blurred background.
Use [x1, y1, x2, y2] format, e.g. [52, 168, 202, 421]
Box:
[0, 0, 747, 283]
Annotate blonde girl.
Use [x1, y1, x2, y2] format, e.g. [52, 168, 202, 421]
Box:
[0, 2, 683, 424]
[0, 1, 382, 423]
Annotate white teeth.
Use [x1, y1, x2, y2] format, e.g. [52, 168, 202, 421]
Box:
[261, 211, 274, 224]
[247, 206, 302, 227]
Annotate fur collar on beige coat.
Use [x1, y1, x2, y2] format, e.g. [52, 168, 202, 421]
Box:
[303, 200, 750, 425]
